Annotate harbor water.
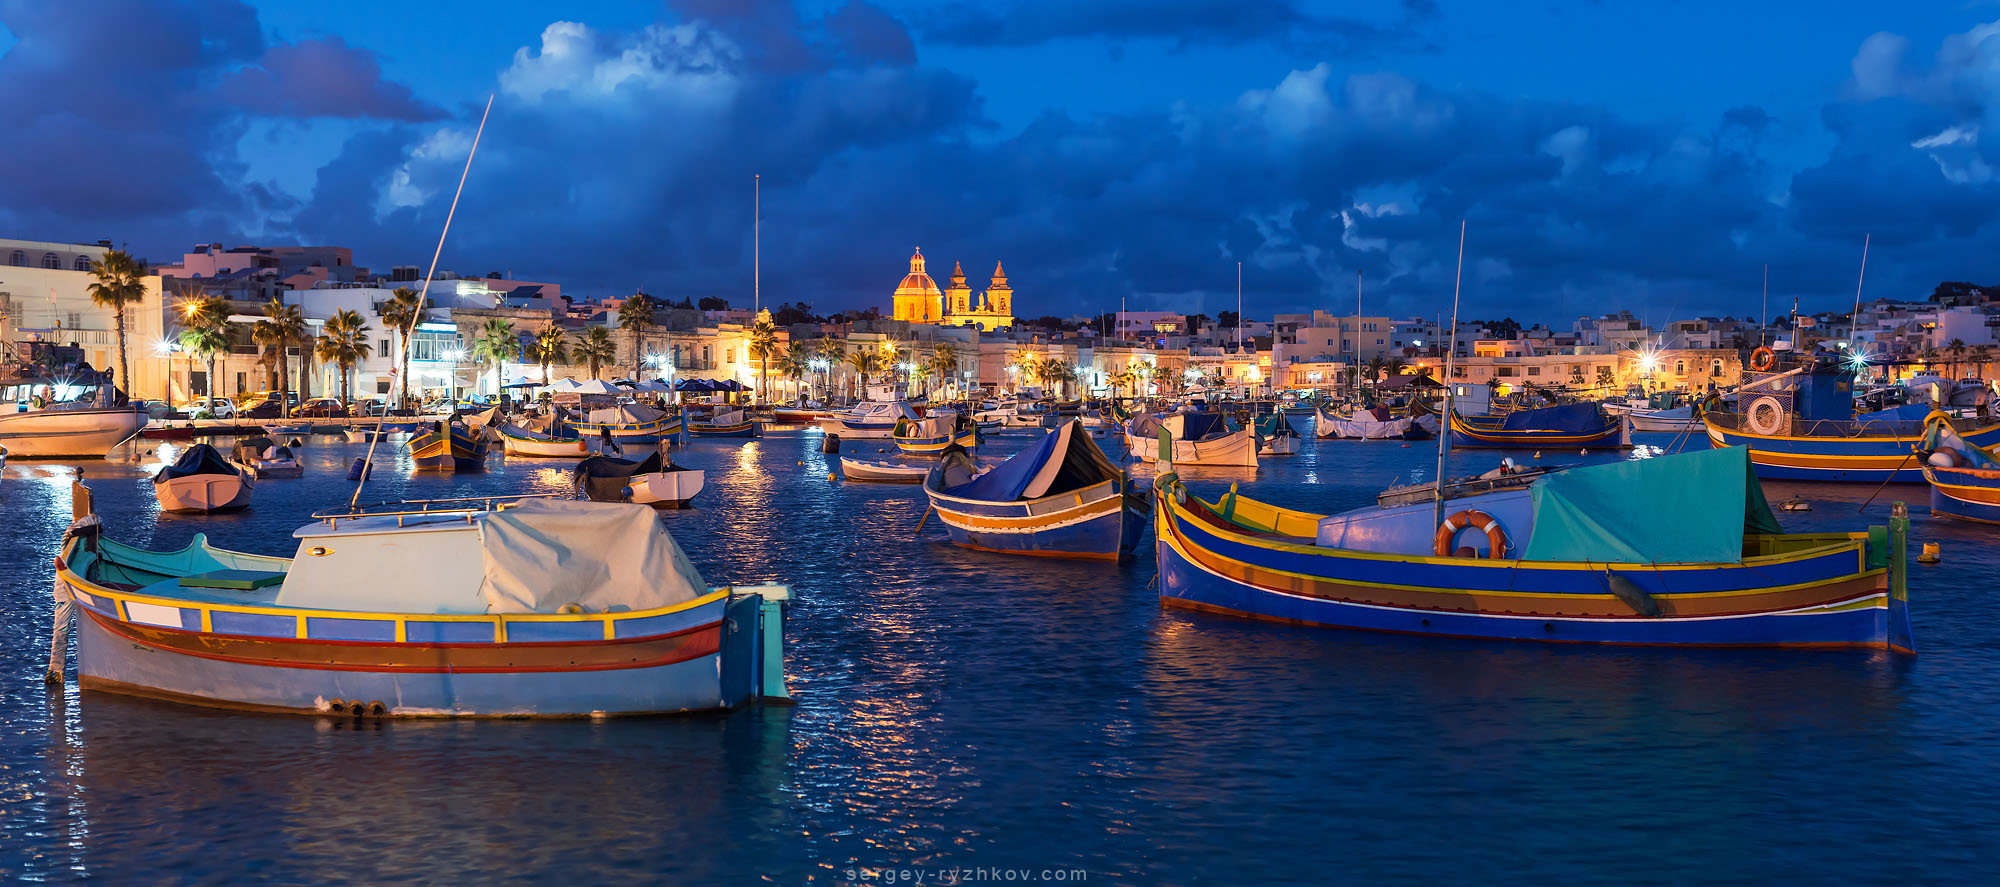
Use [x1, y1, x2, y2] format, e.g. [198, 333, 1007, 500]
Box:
[2, 424, 1997, 884]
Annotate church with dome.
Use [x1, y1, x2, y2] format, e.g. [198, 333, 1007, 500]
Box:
[891, 248, 1015, 332]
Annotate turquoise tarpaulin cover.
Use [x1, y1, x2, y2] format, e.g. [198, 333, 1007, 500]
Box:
[1519, 446, 1781, 564]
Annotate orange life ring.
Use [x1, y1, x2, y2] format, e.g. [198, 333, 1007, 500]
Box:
[1434, 509, 1508, 559]
[1749, 346, 1776, 372]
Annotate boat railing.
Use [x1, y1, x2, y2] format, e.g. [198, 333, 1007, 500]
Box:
[311, 493, 561, 528]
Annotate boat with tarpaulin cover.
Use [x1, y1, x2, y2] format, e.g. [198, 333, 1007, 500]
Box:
[924, 420, 1146, 559]
[1153, 445, 1913, 651]
[1705, 353, 2000, 482]
[569, 404, 683, 446]
[153, 443, 256, 513]
[1124, 412, 1259, 467]
[1447, 401, 1622, 448]
[500, 413, 586, 457]
[687, 407, 759, 438]
[1317, 403, 1436, 440]
[52, 491, 790, 717]
[818, 401, 922, 438]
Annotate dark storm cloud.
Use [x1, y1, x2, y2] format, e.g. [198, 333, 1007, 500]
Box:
[0, 0, 443, 249]
[8, 0, 2000, 323]
[218, 37, 445, 121]
[907, 0, 1438, 53]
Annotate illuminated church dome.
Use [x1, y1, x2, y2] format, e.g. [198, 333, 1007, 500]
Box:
[892, 248, 943, 323]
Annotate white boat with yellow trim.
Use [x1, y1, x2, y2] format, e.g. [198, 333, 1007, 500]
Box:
[51, 490, 790, 717]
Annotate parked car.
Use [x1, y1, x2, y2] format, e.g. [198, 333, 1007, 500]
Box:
[295, 398, 349, 418]
[237, 398, 284, 419]
[190, 397, 233, 419]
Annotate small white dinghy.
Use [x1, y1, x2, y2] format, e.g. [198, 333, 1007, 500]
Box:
[627, 465, 705, 508]
[153, 443, 255, 513]
[840, 457, 931, 483]
[251, 444, 304, 478]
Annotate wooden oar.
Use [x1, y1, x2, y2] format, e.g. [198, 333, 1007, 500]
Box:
[915, 504, 934, 536]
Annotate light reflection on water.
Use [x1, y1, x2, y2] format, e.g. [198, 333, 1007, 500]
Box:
[0, 425, 1995, 884]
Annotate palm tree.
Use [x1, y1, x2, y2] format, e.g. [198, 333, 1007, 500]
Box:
[1364, 356, 1388, 386]
[86, 249, 146, 393]
[845, 349, 881, 400]
[315, 309, 373, 408]
[530, 325, 570, 389]
[250, 298, 303, 417]
[928, 343, 960, 396]
[777, 340, 812, 404]
[1384, 358, 1407, 381]
[1946, 338, 1969, 379]
[748, 309, 779, 405]
[619, 292, 658, 378]
[472, 318, 519, 395]
[1971, 344, 1994, 382]
[376, 287, 425, 410]
[815, 338, 846, 401]
[178, 296, 231, 414]
[574, 326, 617, 380]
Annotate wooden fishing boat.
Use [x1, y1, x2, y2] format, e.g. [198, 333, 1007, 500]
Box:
[1124, 412, 1259, 467]
[52, 491, 791, 717]
[409, 423, 489, 472]
[249, 445, 304, 478]
[152, 443, 256, 513]
[687, 408, 759, 438]
[1705, 355, 2000, 482]
[893, 414, 978, 455]
[264, 423, 315, 436]
[499, 420, 587, 457]
[140, 423, 199, 440]
[572, 450, 702, 507]
[570, 404, 683, 445]
[1252, 414, 1301, 455]
[1153, 445, 1913, 651]
[771, 406, 829, 425]
[1916, 411, 2000, 522]
[1448, 402, 1622, 449]
[924, 420, 1145, 559]
[840, 457, 930, 483]
[1317, 403, 1437, 440]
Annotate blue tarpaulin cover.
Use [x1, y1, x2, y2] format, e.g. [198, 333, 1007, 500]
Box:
[1858, 402, 1932, 422]
[1500, 402, 1606, 432]
[945, 421, 1120, 502]
[1519, 446, 1781, 564]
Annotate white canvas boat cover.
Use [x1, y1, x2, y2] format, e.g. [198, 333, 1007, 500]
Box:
[709, 408, 746, 425]
[477, 498, 707, 614]
[571, 378, 624, 395]
[588, 403, 665, 425]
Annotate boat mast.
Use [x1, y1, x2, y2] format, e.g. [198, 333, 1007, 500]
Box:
[350, 93, 495, 507]
[1849, 233, 1870, 352]
[1432, 220, 1466, 529]
[754, 173, 761, 316]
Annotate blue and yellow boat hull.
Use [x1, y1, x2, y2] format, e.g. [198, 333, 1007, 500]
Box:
[1447, 410, 1621, 448]
[688, 419, 759, 438]
[1154, 475, 1911, 651]
[925, 477, 1145, 559]
[1705, 417, 2000, 483]
[895, 428, 978, 456]
[409, 426, 488, 472]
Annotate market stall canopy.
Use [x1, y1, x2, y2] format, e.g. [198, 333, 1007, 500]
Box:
[569, 379, 623, 395]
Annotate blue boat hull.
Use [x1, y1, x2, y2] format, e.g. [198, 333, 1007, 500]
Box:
[1155, 531, 1899, 647]
[1707, 418, 2000, 483]
[939, 499, 1146, 559]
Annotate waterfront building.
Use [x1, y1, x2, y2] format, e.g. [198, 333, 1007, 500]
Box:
[0, 238, 172, 398]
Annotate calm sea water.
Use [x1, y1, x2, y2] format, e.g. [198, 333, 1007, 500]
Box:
[2, 422, 1997, 885]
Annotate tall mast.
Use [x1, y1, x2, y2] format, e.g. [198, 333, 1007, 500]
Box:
[1433, 220, 1467, 529]
[1849, 233, 1870, 350]
[352, 93, 494, 507]
[754, 174, 761, 316]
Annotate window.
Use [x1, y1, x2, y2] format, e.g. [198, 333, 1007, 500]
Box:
[74, 255, 91, 271]
[1675, 360, 1686, 374]
[1711, 360, 1725, 377]
[42, 253, 59, 269]
[1527, 367, 1541, 376]
[1497, 367, 1517, 377]
[8, 250, 22, 266]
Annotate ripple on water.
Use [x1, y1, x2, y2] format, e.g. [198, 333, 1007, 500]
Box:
[0, 426, 1998, 884]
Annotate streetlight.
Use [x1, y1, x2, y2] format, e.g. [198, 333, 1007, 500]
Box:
[442, 347, 466, 403]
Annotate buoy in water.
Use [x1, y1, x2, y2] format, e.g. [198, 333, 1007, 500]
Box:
[1533, 451, 1542, 460]
[827, 472, 838, 482]
[1919, 542, 1941, 564]
[1579, 448, 1588, 456]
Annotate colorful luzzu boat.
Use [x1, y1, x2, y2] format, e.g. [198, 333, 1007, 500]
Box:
[687, 408, 759, 438]
[1706, 356, 2000, 482]
[893, 414, 978, 456]
[1447, 402, 1622, 449]
[499, 420, 587, 457]
[569, 404, 683, 445]
[1917, 412, 2000, 522]
[1124, 412, 1260, 467]
[51, 490, 790, 717]
[924, 420, 1145, 559]
[409, 423, 490, 472]
[1153, 445, 1913, 651]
